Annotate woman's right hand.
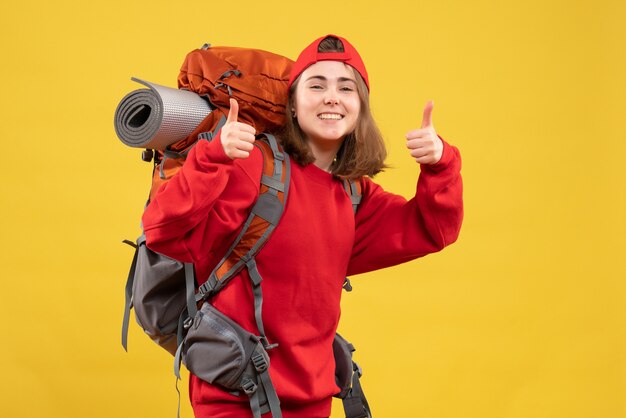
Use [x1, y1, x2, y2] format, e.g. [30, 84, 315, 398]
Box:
[220, 98, 256, 159]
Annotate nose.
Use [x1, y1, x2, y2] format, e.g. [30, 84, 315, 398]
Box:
[324, 91, 339, 105]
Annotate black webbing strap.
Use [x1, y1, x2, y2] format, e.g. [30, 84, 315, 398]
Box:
[121, 237, 141, 351]
[343, 179, 362, 214]
[183, 262, 197, 323]
[177, 261, 197, 348]
[251, 349, 282, 418]
[242, 377, 263, 418]
[246, 258, 278, 350]
[342, 362, 372, 418]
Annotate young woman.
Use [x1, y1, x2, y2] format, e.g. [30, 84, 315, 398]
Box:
[142, 35, 463, 418]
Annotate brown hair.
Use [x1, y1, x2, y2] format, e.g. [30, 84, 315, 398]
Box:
[279, 36, 387, 180]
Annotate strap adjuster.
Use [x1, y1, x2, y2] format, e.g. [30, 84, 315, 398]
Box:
[251, 352, 268, 373]
[198, 131, 214, 141]
[198, 279, 216, 296]
[241, 378, 257, 395]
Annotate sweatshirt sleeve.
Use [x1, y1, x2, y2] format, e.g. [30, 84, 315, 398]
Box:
[347, 139, 463, 276]
[141, 132, 259, 263]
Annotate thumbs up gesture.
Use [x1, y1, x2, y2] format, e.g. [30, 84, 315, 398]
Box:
[405, 101, 443, 165]
[220, 98, 257, 159]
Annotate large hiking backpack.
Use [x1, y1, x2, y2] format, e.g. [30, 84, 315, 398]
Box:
[147, 43, 294, 201]
[120, 43, 372, 418]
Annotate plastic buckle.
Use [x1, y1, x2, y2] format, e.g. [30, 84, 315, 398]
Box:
[251, 352, 268, 373]
[183, 316, 194, 329]
[198, 280, 215, 296]
[343, 277, 353, 292]
[259, 336, 278, 351]
[241, 378, 257, 395]
[198, 132, 213, 142]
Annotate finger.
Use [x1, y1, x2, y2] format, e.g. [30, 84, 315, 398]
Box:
[406, 128, 430, 140]
[231, 131, 256, 144]
[236, 140, 255, 152]
[414, 155, 434, 165]
[406, 137, 432, 150]
[421, 100, 434, 129]
[409, 147, 431, 159]
[227, 98, 239, 123]
[232, 122, 257, 136]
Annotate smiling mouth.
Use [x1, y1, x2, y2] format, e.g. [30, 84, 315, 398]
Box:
[318, 113, 343, 120]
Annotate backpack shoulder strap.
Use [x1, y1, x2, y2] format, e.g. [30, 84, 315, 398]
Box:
[343, 178, 362, 214]
[196, 133, 289, 349]
[340, 178, 363, 293]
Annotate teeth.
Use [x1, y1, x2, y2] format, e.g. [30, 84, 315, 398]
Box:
[318, 114, 342, 120]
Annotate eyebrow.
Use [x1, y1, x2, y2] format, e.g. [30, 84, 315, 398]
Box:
[305, 75, 357, 84]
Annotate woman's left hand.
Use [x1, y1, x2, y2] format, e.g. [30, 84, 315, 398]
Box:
[406, 100, 443, 165]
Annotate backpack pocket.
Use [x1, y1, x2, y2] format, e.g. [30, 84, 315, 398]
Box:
[132, 238, 187, 355]
[182, 302, 268, 391]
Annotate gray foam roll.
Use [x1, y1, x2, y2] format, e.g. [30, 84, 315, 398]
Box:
[114, 77, 212, 149]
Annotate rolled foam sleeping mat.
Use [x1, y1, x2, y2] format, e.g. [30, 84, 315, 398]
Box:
[114, 77, 212, 150]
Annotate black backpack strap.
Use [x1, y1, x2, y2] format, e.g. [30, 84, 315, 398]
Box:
[342, 361, 372, 418]
[245, 348, 283, 418]
[121, 236, 141, 351]
[196, 133, 290, 351]
[341, 178, 362, 294]
[343, 178, 362, 214]
[334, 334, 372, 418]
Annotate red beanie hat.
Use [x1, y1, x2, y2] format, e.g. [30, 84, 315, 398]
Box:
[288, 34, 370, 91]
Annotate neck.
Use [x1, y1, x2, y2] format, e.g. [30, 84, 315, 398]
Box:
[308, 139, 343, 173]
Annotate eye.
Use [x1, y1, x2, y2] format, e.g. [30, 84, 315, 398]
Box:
[340, 86, 355, 92]
[309, 84, 324, 90]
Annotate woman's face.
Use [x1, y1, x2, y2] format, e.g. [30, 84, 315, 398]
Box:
[293, 61, 361, 147]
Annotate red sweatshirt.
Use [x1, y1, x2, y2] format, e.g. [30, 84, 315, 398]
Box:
[142, 133, 463, 417]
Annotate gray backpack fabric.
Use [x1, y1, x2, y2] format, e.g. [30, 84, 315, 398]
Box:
[122, 234, 194, 356]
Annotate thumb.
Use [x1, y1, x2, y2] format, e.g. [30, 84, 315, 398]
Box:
[227, 98, 239, 123]
[421, 100, 434, 129]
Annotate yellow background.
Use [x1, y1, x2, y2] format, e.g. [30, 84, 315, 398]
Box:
[1, 0, 624, 417]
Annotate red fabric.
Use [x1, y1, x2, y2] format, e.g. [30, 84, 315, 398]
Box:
[142, 132, 463, 417]
[288, 34, 370, 91]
